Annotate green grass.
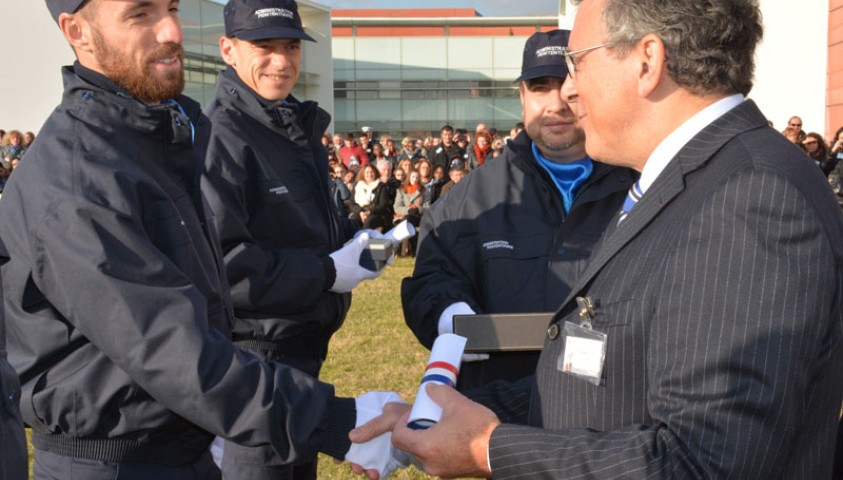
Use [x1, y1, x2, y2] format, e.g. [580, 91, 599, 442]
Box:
[25, 257, 435, 479]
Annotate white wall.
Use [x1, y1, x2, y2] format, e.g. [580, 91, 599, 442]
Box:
[0, 3, 75, 133]
[755, 1, 827, 134]
[559, 1, 829, 134]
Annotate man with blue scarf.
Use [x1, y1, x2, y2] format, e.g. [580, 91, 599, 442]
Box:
[402, 29, 636, 390]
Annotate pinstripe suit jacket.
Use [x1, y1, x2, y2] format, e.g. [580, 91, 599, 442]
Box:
[474, 100, 843, 479]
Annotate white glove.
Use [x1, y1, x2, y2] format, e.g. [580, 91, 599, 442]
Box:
[437, 302, 489, 363]
[346, 392, 411, 479]
[354, 228, 395, 266]
[329, 232, 384, 293]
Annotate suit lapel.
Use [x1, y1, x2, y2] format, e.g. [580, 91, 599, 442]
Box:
[559, 100, 770, 309]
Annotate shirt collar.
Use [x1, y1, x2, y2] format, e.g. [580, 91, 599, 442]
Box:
[638, 94, 744, 194]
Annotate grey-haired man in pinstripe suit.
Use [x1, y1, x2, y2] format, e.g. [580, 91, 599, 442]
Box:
[354, 0, 843, 478]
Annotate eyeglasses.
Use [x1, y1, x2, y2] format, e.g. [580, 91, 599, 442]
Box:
[803, 140, 818, 146]
[562, 43, 611, 79]
[789, 122, 802, 127]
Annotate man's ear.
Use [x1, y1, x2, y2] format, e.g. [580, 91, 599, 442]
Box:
[635, 33, 667, 98]
[59, 12, 94, 55]
[219, 36, 237, 67]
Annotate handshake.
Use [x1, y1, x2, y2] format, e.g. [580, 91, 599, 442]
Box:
[343, 384, 499, 479]
[341, 334, 500, 479]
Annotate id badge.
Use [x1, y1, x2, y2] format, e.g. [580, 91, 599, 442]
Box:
[556, 320, 607, 385]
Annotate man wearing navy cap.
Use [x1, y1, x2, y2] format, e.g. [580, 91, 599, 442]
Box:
[201, 0, 395, 478]
[402, 29, 635, 391]
[2, 1, 404, 479]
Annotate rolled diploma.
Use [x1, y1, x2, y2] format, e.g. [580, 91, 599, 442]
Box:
[407, 333, 467, 429]
[385, 220, 416, 245]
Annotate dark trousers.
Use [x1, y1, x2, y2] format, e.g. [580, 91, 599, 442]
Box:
[33, 450, 220, 480]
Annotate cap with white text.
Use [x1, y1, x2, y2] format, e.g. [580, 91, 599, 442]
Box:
[224, 0, 315, 42]
[513, 29, 570, 83]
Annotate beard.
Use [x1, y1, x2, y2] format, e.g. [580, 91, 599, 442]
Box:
[92, 29, 185, 104]
[528, 119, 586, 154]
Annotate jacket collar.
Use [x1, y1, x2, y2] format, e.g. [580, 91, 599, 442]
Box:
[508, 129, 637, 208]
[559, 99, 769, 311]
[61, 64, 203, 147]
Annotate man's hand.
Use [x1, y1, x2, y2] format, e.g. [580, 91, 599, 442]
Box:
[392, 383, 500, 478]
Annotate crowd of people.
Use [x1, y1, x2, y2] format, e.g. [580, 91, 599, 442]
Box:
[0, 129, 35, 192]
[779, 116, 843, 204]
[321, 123, 519, 256]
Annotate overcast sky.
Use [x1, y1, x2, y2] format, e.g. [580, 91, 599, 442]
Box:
[319, 0, 558, 17]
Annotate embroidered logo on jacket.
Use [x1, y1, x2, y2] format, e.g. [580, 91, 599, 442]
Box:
[269, 185, 289, 196]
[482, 240, 514, 251]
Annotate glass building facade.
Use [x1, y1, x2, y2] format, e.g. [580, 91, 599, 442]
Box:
[332, 35, 529, 138]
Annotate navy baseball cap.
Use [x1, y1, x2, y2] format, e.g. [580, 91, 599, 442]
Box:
[45, 0, 86, 23]
[224, 0, 315, 42]
[513, 29, 570, 83]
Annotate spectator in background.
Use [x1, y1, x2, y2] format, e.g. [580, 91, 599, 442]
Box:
[1, 131, 24, 163]
[398, 137, 423, 164]
[0, 131, 24, 192]
[802, 132, 833, 175]
[21, 131, 35, 153]
[429, 125, 463, 173]
[321, 133, 332, 151]
[393, 169, 429, 257]
[455, 135, 470, 164]
[438, 164, 466, 197]
[332, 133, 343, 152]
[509, 121, 525, 140]
[380, 135, 398, 164]
[353, 163, 380, 212]
[331, 163, 354, 221]
[417, 158, 440, 204]
[467, 130, 493, 170]
[361, 160, 397, 231]
[491, 137, 505, 159]
[782, 115, 806, 143]
[422, 136, 435, 157]
[371, 142, 390, 168]
[358, 132, 373, 159]
[396, 158, 412, 180]
[339, 133, 369, 171]
[393, 166, 406, 184]
[361, 125, 375, 145]
[431, 164, 446, 192]
[827, 126, 843, 165]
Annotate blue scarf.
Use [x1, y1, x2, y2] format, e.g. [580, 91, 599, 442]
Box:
[532, 142, 593, 214]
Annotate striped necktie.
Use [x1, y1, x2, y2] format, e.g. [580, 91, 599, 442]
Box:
[617, 181, 643, 225]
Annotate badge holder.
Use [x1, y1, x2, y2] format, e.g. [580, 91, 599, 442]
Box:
[556, 296, 607, 385]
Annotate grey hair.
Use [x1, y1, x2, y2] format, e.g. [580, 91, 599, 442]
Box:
[572, 0, 763, 96]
